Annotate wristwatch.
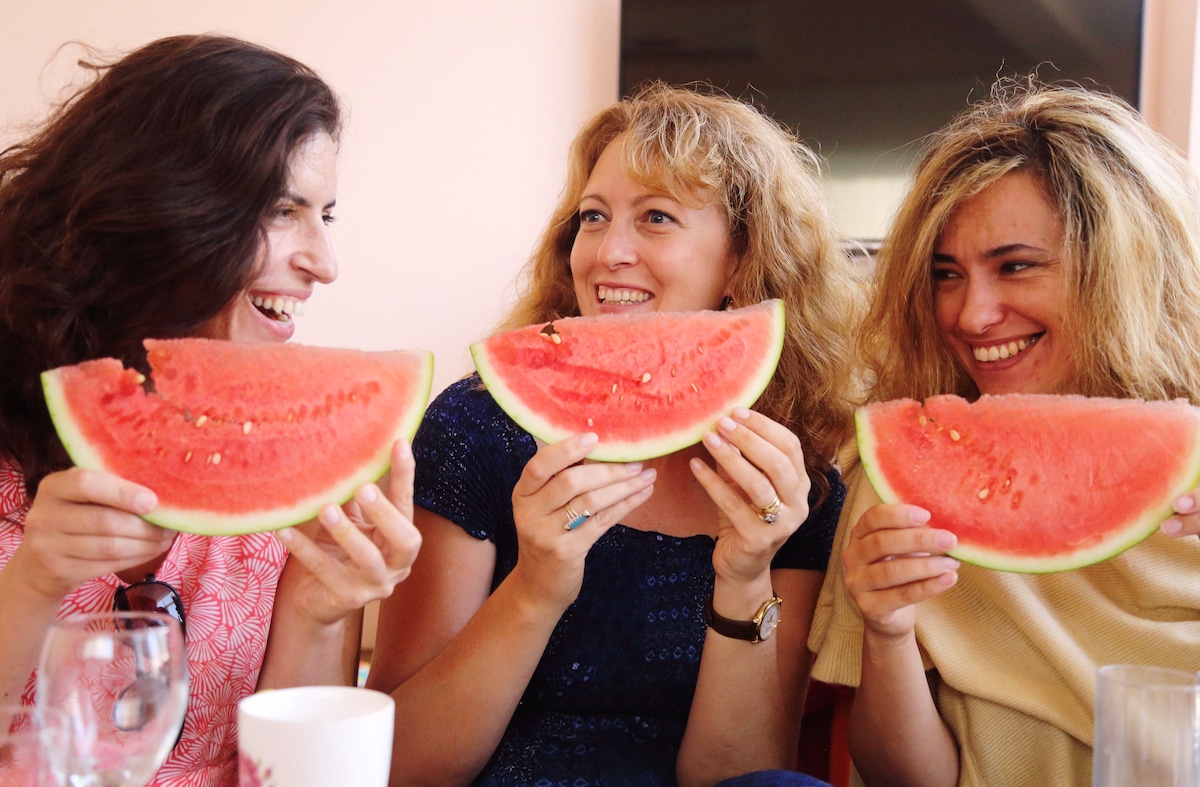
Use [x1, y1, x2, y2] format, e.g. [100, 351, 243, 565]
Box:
[704, 592, 783, 643]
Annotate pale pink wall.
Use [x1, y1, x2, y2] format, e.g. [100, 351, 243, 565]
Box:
[0, 1, 622, 395]
[1140, 0, 1200, 159]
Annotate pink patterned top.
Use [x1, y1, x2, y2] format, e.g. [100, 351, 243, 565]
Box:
[0, 463, 288, 787]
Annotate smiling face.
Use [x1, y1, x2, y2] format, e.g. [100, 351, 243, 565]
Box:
[932, 171, 1076, 395]
[569, 136, 737, 316]
[197, 132, 339, 343]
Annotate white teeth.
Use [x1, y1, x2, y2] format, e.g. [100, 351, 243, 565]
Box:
[251, 295, 305, 322]
[597, 286, 650, 304]
[973, 337, 1033, 363]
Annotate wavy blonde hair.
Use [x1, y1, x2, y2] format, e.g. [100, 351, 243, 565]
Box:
[863, 79, 1200, 403]
[498, 83, 863, 496]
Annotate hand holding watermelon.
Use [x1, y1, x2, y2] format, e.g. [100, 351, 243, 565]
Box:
[840, 503, 961, 641]
[272, 439, 422, 628]
[689, 408, 811, 582]
[509, 432, 657, 610]
[12, 466, 177, 603]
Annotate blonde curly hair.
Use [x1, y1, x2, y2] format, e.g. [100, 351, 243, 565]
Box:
[863, 79, 1200, 403]
[497, 83, 864, 497]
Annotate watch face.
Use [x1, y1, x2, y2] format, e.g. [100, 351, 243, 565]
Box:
[759, 601, 781, 640]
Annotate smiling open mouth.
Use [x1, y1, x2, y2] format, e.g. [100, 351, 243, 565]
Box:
[597, 286, 650, 304]
[972, 333, 1041, 362]
[251, 295, 306, 323]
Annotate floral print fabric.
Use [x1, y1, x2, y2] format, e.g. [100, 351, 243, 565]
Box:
[0, 463, 287, 787]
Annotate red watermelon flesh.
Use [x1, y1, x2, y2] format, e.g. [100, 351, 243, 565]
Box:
[471, 300, 785, 461]
[41, 339, 434, 536]
[857, 394, 1200, 573]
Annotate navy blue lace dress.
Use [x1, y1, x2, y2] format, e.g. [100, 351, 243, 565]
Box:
[413, 377, 845, 787]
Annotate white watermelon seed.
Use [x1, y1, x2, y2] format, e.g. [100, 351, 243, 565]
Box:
[978, 488, 989, 499]
[184, 451, 192, 463]
[195, 415, 208, 428]
[641, 372, 651, 384]
[949, 429, 960, 441]
[243, 421, 253, 435]
[211, 452, 222, 465]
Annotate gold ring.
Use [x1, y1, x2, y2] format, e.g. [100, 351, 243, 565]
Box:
[564, 505, 592, 531]
[755, 495, 782, 525]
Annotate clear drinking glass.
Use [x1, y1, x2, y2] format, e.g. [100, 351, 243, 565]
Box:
[0, 704, 69, 786]
[1093, 663, 1200, 787]
[36, 612, 187, 787]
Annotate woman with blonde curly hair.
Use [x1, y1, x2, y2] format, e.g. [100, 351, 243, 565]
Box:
[368, 83, 860, 786]
[809, 80, 1200, 786]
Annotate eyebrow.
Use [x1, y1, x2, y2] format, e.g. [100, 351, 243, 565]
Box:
[932, 242, 1046, 262]
[285, 192, 337, 211]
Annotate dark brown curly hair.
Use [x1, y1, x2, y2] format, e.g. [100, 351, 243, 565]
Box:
[0, 34, 342, 494]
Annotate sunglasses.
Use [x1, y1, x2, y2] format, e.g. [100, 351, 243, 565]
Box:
[111, 575, 186, 747]
[113, 575, 186, 639]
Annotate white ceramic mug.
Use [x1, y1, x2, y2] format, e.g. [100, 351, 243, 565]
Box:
[237, 686, 394, 787]
[1093, 664, 1200, 787]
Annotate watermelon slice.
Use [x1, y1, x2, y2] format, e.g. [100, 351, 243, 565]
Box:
[470, 300, 786, 461]
[856, 394, 1200, 573]
[41, 339, 434, 536]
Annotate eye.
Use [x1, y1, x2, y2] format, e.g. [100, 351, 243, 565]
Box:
[1000, 260, 1034, 274]
[931, 264, 961, 282]
[578, 209, 605, 224]
[645, 209, 675, 225]
[322, 212, 337, 226]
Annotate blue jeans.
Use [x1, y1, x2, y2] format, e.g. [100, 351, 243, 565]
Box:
[714, 770, 832, 787]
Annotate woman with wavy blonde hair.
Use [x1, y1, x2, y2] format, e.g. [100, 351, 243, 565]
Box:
[862, 80, 1200, 403]
[809, 80, 1200, 787]
[504, 82, 861, 496]
[369, 83, 858, 786]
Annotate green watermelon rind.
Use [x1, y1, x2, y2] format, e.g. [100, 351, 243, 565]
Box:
[40, 351, 434, 537]
[471, 300, 786, 462]
[855, 401, 1200, 574]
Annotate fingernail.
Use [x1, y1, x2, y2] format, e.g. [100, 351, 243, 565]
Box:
[703, 432, 722, 449]
[1177, 496, 1195, 513]
[909, 508, 931, 524]
[717, 415, 736, 432]
[1163, 518, 1184, 535]
[580, 433, 599, 448]
[625, 462, 643, 475]
[934, 530, 956, 550]
[732, 407, 751, 421]
[134, 492, 157, 514]
[640, 468, 657, 482]
[357, 484, 378, 504]
[319, 506, 339, 526]
[275, 528, 293, 545]
[941, 557, 961, 570]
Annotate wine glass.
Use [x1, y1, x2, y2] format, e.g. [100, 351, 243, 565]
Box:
[36, 612, 187, 787]
[0, 704, 69, 786]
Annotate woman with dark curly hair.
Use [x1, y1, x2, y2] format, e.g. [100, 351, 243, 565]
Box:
[0, 34, 419, 786]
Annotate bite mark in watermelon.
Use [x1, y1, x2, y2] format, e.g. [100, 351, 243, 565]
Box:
[856, 394, 1200, 573]
[471, 300, 785, 461]
[41, 339, 434, 536]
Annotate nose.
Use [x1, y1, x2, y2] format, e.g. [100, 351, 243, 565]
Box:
[956, 275, 1005, 335]
[595, 220, 637, 269]
[293, 220, 338, 284]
